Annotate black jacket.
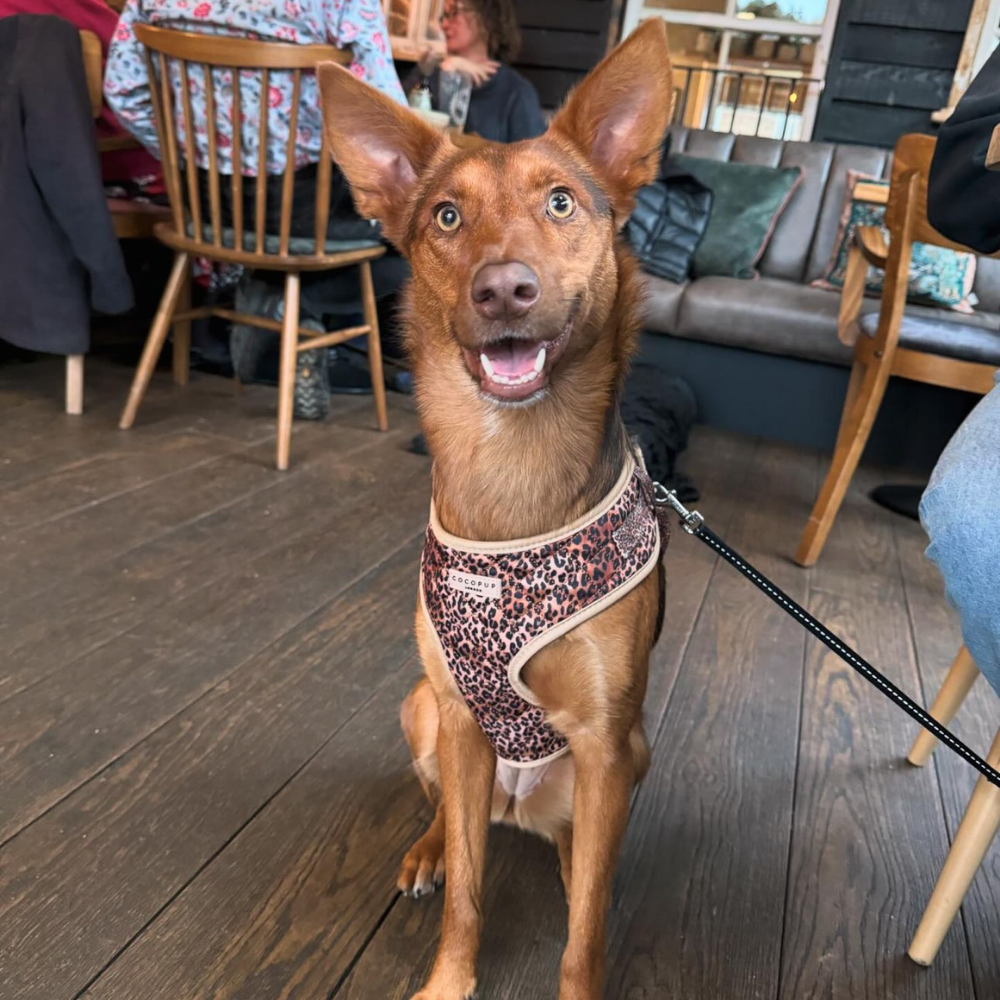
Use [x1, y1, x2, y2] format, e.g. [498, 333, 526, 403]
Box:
[929, 45, 1000, 254]
[0, 14, 133, 355]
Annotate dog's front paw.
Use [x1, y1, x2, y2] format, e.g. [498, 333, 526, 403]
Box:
[397, 828, 446, 898]
[407, 977, 476, 1000]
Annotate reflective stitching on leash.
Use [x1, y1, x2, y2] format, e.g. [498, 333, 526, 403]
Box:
[696, 529, 989, 779]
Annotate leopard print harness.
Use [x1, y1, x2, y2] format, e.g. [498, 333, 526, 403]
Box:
[420, 453, 667, 772]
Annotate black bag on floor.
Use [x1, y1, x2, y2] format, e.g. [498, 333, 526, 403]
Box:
[622, 363, 699, 502]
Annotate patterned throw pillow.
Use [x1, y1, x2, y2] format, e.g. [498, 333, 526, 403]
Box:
[813, 172, 977, 313]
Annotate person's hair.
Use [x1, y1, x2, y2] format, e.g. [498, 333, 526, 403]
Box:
[466, 0, 521, 63]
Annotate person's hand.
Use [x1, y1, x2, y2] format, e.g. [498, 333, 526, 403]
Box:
[440, 55, 499, 86]
[417, 48, 441, 76]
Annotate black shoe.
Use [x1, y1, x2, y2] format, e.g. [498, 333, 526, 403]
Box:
[327, 348, 373, 395]
[408, 432, 430, 456]
[869, 483, 925, 522]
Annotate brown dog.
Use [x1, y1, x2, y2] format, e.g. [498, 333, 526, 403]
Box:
[319, 22, 673, 999]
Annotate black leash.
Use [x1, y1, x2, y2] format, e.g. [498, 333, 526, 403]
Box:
[652, 485, 1000, 789]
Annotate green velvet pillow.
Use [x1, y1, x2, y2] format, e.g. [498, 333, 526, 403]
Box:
[670, 153, 802, 280]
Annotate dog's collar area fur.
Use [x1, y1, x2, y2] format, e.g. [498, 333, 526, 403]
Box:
[420, 451, 666, 772]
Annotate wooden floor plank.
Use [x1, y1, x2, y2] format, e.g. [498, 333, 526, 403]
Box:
[0, 450, 430, 845]
[602, 439, 815, 1000]
[78, 664, 427, 1000]
[0, 357, 373, 490]
[5, 356, 996, 1000]
[778, 467, 976, 1000]
[0, 432, 250, 533]
[0, 414, 421, 703]
[0, 545, 424, 1000]
[0, 412, 399, 604]
[895, 511, 1000, 994]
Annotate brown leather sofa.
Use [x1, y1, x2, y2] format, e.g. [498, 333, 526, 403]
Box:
[637, 125, 995, 465]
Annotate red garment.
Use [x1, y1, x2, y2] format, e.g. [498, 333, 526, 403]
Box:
[0, 0, 161, 184]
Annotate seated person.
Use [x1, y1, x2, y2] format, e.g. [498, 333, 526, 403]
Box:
[0, 0, 161, 190]
[104, 0, 409, 412]
[921, 46, 1000, 702]
[409, 0, 546, 143]
[921, 378, 1000, 697]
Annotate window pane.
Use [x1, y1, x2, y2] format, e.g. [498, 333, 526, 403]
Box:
[666, 24, 723, 64]
[709, 75, 810, 140]
[734, 0, 828, 26]
[423, 0, 446, 44]
[728, 30, 817, 72]
[383, 0, 414, 39]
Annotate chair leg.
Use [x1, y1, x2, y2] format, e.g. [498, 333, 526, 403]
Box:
[909, 726, 1000, 966]
[173, 262, 192, 387]
[908, 647, 980, 767]
[65, 354, 84, 415]
[794, 360, 891, 567]
[833, 359, 866, 454]
[276, 271, 301, 472]
[120, 252, 191, 430]
[360, 261, 389, 432]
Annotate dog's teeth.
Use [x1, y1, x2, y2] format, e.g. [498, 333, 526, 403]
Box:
[480, 353, 495, 378]
[534, 346, 546, 373]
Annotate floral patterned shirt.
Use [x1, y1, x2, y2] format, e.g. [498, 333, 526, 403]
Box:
[105, 0, 405, 175]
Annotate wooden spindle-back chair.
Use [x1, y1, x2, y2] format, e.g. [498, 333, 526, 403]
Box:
[794, 133, 999, 566]
[118, 25, 388, 470]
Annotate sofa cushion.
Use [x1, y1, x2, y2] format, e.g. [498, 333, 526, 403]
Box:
[666, 126, 845, 285]
[758, 140, 836, 284]
[857, 311, 1000, 366]
[972, 256, 1000, 312]
[805, 144, 891, 282]
[814, 172, 977, 312]
[674, 276, 858, 365]
[640, 274, 687, 334]
[671, 154, 802, 279]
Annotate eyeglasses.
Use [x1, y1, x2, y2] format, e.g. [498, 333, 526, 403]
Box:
[439, 4, 472, 24]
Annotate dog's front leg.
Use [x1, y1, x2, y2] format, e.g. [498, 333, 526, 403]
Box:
[412, 696, 496, 1000]
[558, 734, 633, 1000]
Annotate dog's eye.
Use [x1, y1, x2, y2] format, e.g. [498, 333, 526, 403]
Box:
[547, 190, 576, 220]
[434, 203, 462, 232]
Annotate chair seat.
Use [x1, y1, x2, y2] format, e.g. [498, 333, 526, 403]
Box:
[858, 311, 1000, 366]
[184, 222, 382, 256]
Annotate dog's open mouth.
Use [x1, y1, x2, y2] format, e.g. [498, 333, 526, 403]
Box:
[462, 306, 577, 403]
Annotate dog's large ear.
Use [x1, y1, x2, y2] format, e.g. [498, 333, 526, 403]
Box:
[549, 20, 672, 219]
[318, 63, 445, 247]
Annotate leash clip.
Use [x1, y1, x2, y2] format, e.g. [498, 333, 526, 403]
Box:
[652, 482, 705, 535]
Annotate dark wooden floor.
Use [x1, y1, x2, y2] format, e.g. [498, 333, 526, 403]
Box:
[2, 355, 998, 1000]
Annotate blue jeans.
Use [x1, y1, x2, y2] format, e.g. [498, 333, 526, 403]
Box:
[920, 372, 1000, 695]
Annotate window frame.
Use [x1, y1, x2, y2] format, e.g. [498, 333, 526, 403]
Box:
[621, 0, 843, 140]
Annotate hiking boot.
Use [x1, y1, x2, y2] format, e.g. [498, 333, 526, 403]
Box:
[293, 326, 331, 421]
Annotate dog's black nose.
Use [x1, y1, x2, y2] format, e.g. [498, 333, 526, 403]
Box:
[471, 262, 540, 320]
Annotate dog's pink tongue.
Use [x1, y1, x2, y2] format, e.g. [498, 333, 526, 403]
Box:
[482, 339, 540, 377]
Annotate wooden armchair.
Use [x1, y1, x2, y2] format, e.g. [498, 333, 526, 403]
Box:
[117, 26, 389, 470]
[794, 133, 1000, 567]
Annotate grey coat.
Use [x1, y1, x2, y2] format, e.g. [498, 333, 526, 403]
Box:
[0, 14, 133, 355]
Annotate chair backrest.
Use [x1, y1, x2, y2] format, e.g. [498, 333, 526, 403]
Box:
[79, 29, 103, 118]
[134, 24, 350, 261]
[883, 133, 971, 255]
